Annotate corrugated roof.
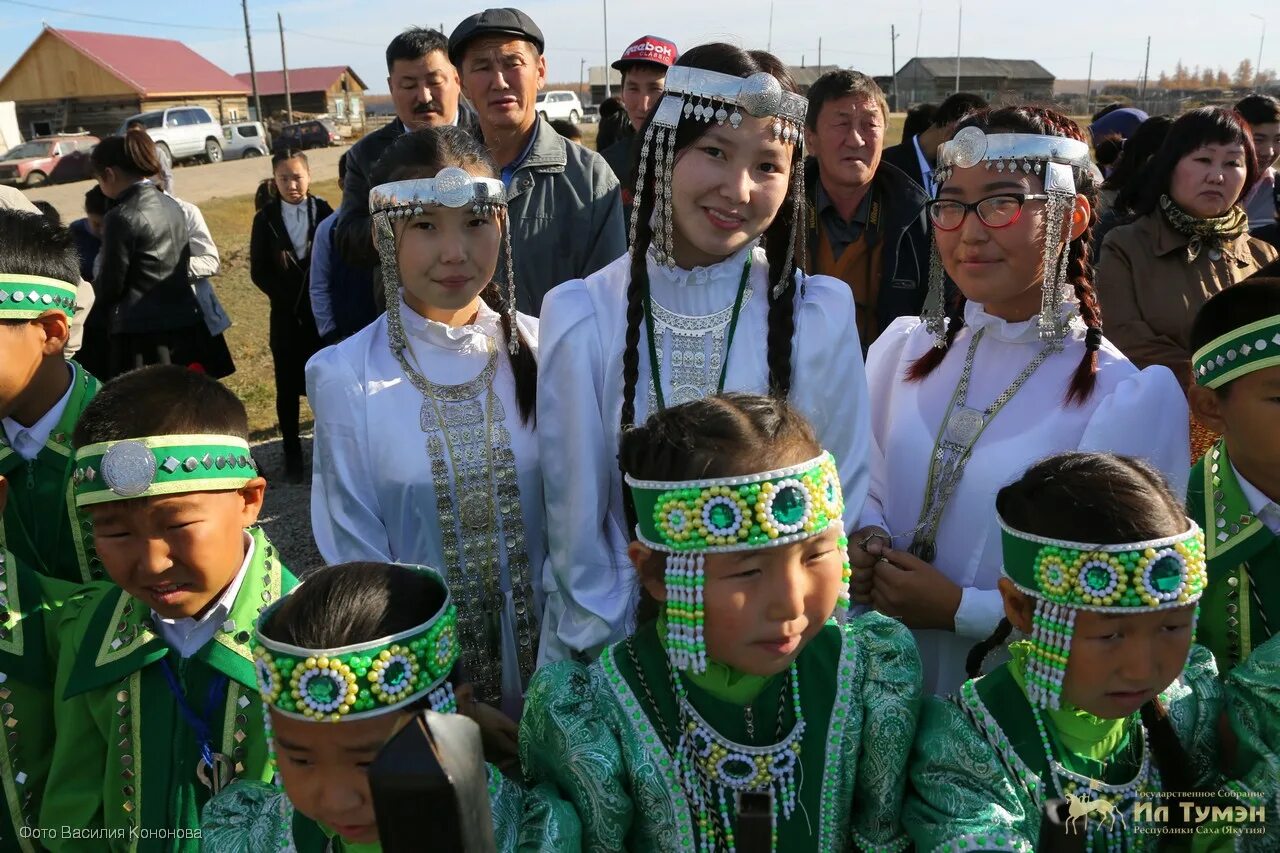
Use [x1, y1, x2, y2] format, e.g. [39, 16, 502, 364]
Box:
[234, 66, 367, 97]
[905, 57, 1053, 80]
[786, 65, 844, 87]
[50, 28, 250, 96]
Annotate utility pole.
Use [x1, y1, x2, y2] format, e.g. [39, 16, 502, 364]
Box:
[278, 13, 293, 124]
[818, 37, 823, 70]
[891, 26, 901, 110]
[241, 0, 262, 122]
[1251, 14, 1267, 87]
[768, 1, 774, 53]
[1139, 35, 1151, 102]
[601, 0, 611, 98]
[1084, 52, 1093, 117]
[580, 58, 586, 102]
[955, 1, 963, 94]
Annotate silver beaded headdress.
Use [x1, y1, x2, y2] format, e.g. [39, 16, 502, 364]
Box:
[632, 65, 809, 295]
[368, 168, 519, 354]
[925, 127, 1099, 348]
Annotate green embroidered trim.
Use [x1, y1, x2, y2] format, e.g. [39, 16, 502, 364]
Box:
[0, 274, 77, 319]
[1193, 314, 1280, 389]
[0, 551, 24, 658]
[73, 435, 258, 507]
[627, 452, 844, 553]
[255, 565, 459, 722]
[94, 593, 157, 668]
[999, 517, 1207, 612]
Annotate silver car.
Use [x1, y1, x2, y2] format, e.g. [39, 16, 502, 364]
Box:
[221, 122, 269, 159]
[119, 106, 224, 164]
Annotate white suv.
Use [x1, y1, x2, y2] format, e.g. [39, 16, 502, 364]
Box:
[536, 91, 583, 124]
[119, 106, 225, 164]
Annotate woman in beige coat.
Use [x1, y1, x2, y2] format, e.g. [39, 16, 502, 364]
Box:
[1096, 107, 1277, 401]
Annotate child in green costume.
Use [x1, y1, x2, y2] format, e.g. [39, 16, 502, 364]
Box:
[905, 452, 1224, 851]
[1187, 279, 1280, 672]
[0, 474, 84, 851]
[39, 366, 298, 851]
[200, 561, 579, 851]
[0, 209, 102, 584]
[521, 393, 922, 852]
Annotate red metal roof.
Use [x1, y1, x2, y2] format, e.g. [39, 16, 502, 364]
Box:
[51, 28, 250, 96]
[234, 66, 367, 97]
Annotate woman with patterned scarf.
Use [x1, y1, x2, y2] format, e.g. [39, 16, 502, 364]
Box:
[1096, 107, 1277, 460]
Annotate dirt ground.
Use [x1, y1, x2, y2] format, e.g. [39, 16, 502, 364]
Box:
[24, 144, 352, 221]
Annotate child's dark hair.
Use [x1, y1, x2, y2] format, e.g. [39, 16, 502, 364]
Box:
[622, 43, 804, 450]
[84, 185, 109, 217]
[1103, 114, 1174, 212]
[271, 148, 308, 171]
[1189, 278, 1280, 398]
[369, 126, 537, 424]
[908, 106, 1103, 407]
[620, 393, 821, 622]
[73, 365, 249, 447]
[1093, 132, 1124, 173]
[0, 208, 80, 289]
[1133, 107, 1260, 216]
[969, 451, 1197, 814]
[91, 130, 161, 179]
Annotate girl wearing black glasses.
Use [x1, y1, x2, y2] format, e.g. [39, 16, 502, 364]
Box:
[848, 106, 1191, 696]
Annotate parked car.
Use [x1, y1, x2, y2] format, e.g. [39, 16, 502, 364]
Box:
[0, 133, 99, 187]
[580, 105, 600, 124]
[119, 106, 224, 164]
[222, 122, 269, 159]
[536, 91, 583, 124]
[272, 118, 340, 153]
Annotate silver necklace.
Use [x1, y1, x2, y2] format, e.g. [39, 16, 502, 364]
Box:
[909, 327, 1058, 562]
[645, 280, 754, 414]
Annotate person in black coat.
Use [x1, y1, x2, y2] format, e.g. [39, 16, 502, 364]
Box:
[250, 149, 333, 482]
[91, 130, 206, 379]
[881, 92, 988, 194]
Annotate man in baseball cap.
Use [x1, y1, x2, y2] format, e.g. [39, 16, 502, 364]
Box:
[449, 8, 624, 316]
[600, 35, 678, 191]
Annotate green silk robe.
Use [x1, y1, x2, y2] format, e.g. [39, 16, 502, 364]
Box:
[1188, 440, 1279, 673]
[199, 767, 582, 852]
[1221, 634, 1280, 850]
[0, 548, 81, 852]
[903, 645, 1224, 852]
[38, 527, 296, 851]
[520, 612, 923, 852]
[0, 362, 102, 585]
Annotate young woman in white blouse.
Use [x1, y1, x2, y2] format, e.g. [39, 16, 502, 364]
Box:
[537, 43, 872, 663]
[850, 106, 1190, 696]
[306, 127, 542, 722]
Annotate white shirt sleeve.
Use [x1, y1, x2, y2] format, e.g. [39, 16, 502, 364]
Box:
[857, 316, 920, 532]
[536, 280, 631, 662]
[306, 345, 394, 562]
[182, 200, 221, 280]
[310, 217, 336, 338]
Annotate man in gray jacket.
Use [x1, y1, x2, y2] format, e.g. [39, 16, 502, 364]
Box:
[450, 8, 625, 315]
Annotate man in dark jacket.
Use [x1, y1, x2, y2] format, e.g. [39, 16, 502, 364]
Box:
[881, 91, 987, 195]
[450, 8, 624, 315]
[803, 70, 930, 349]
[600, 36, 678, 186]
[333, 27, 476, 274]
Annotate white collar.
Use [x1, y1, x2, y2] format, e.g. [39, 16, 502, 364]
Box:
[645, 242, 756, 289]
[1231, 461, 1280, 535]
[398, 295, 500, 354]
[1, 363, 75, 460]
[152, 531, 254, 658]
[963, 299, 1081, 345]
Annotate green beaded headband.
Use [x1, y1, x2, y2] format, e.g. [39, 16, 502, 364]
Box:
[625, 452, 845, 553]
[999, 516, 1208, 612]
[0, 274, 77, 319]
[73, 435, 259, 507]
[1192, 314, 1280, 389]
[254, 565, 460, 722]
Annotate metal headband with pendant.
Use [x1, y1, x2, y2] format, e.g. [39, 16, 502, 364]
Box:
[370, 168, 521, 355]
[73, 435, 258, 506]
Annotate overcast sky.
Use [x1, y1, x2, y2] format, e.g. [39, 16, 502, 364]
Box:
[0, 0, 1272, 94]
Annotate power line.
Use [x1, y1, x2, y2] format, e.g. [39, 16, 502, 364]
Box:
[286, 28, 383, 49]
[0, 0, 241, 32]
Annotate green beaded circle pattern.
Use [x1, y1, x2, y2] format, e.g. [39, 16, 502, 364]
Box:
[254, 604, 460, 721]
[1024, 537, 1207, 610]
[632, 453, 844, 552]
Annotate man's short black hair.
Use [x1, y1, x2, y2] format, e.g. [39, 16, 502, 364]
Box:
[805, 69, 888, 132]
[386, 27, 449, 73]
[1235, 94, 1280, 127]
[0, 208, 79, 286]
[73, 365, 250, 447]
[932, 92, 989, 128]
[84, 185, 109, 216]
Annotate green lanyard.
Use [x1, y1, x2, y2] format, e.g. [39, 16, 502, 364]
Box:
[644, 257, 753, 413]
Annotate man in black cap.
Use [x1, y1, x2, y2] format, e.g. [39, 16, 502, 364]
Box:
[333, 27, 478, 276]
[450, 7, 625, 316]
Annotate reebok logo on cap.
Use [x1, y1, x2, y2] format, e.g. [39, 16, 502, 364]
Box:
[613, 35, 678, 71]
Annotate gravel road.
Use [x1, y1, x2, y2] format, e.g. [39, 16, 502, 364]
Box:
[24, 143, 351, 220]
[254, 433, 324, 576]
